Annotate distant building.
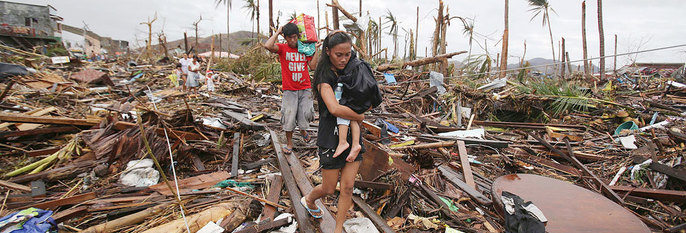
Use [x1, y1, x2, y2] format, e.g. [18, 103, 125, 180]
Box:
[61, 24, 129, 58]
[0, 1, 62, 50]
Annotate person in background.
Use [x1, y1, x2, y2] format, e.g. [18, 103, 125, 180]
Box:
[264, 22, 320, 154]
[186, 56, 201, 95]
[178, 53, 192, 92]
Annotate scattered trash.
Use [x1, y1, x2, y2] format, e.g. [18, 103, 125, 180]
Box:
[343, 217, 380, 233]
[119, 159, 160, 187]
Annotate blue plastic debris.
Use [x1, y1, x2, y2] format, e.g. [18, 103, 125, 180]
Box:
[383, 73, 397, 84]
[0, 207, 56, 233]
[382, 120, 399, 134]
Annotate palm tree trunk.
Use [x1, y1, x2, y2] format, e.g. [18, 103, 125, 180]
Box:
[415, 6, 419, 60]
[226, 2, 231, 55]
[269, 0, 273, 37]
[546, 9, 555, 64]
[499, 0, 509, 78]
[582, 1, 589, 78]
[332, 0, 339, 30]
[598, 0, 605, 80]
[256, 0, 260, 40]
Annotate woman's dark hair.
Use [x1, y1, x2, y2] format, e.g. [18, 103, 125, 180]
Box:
[312, 31, 352, 98]
[282, 23, 299, 37]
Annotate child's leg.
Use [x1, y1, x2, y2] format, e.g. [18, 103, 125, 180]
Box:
[333, 117, 350, 157]
[346, 120, 362, 162]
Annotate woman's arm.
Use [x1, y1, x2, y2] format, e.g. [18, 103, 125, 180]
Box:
[318, 83, 364, 121]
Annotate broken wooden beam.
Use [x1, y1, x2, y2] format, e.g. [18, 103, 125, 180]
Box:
[377, 51, 467, 72]
[351, 196, 395, 233]
[437, 165, 492, 205]
[456, 141, 476, 189]
[0, 179, 31, 192]
[260, 175, 283, 221]
[472, 120, 587, 130]
[233, 217, 292, 233]
[269, 129, 316, 233]
[32, 192, 97, 210]
[0, 113, 100, 126]
[610, 186, 686, 204]
[81, 202, 169, 233]
[223, 110, 265, 130]
[231, 132, 240, 177]
[52, 206, 88, 223]
[282, 140, 338, 232]
[633, 155, 686, 182]
[9, 160, 98, 184]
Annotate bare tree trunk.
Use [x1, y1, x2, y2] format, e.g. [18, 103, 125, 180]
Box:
[231, 3, 234, 54]
[499, 0, 509, 78]
[256, 0, 260, 40]
[415, 6, 419, 60]
[566, 52, 572, 75]
[432, 0, 443, 58]
[521, 40, 526, 66]
[440, 7, 448, 75]
[582, 1, 589, 78]
[598, 0, 605, 80]
[184, 32, 188, 54]
[359, 0, 362, 17]
[332, 0, 339, 30]
[317, 0, 320, 37]
[561, 37, 566, 78]
[269, 0, 274, 37]
[614, 34, 617, 73]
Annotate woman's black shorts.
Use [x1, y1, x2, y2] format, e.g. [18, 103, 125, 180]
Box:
[318, 146, 364, 170]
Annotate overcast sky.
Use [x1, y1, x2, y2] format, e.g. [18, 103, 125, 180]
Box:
[13, 0, 686, 67]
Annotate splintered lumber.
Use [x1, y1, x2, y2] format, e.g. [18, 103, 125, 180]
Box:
[81, 203, 171, 233]
[530, 133, 625, 206]
[282, 141, 338, 232]
[352, 196, 395, 233]
[269, 129, 316, 233]
[610, 186, 686, 203]
[0, 180, 31, 192]
[456, 141, 476, 189]
[231, 132, 240, 177]
[394, 138, 509, 150]
[437, 165, 492, 205]
[472, 120, 587, 130]
[260, 175, 283, 221]
[633, 155, 686, 182]
[376, 51, 466, 71]
[32, 192, 97, 210]
[9, 160, 98, 183]
[141, 201, 247, 233]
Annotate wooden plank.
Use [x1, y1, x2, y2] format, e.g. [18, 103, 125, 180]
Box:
[0, 113, 100, 126]
[24, 146, 61, 157]
[260, 175, 283, 221]
[269, 129, 316, 233]
[32, 192, 97, 210]
[0, 179, 31, 192]
[633, 155, 686, 182]
[352, 196, 395, 233]
[437, 165, 492, 205]
[190, 153, 206, 171]
[282, 141, 338, 232]
[148, 171, 230, 196]
[52, 206, 88, 223]
[361, 120, 381, 138]
[456, 141, 476, 189]
[233, 218, 292, 233]
[231, 132, 240, 177]
[610, 186, 686, 203]
[223, 110, 265, 130]
[0, 106, 56, 130]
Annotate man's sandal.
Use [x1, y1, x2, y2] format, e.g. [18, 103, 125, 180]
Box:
[282, 146, 293, 154]
[300, 196, 323, 219]
[302, 132, 312, 143]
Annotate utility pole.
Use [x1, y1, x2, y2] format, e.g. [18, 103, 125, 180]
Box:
[192, 15, 203, 56]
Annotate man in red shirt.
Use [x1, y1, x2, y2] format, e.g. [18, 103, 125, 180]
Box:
[265, 23, 320, 153]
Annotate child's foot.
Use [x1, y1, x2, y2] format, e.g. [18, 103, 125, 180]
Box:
[346, 144, 362, 162]
[333, 142, 349, 158]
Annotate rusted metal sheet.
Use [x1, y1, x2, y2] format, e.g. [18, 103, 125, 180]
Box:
[492, 174, 650, 233]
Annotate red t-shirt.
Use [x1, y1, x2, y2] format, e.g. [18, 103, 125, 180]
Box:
[277, 43, 313, 91]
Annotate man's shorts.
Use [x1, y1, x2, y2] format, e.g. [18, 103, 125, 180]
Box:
[281, 89, 314, 131]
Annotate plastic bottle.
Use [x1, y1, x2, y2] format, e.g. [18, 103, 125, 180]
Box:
[334, 83, 343, 101]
